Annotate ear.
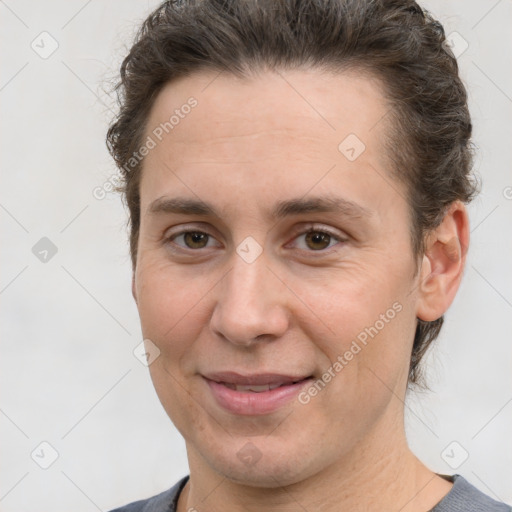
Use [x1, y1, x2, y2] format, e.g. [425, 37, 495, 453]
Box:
[132, 273, 138, 305]
[416, 201, 469, 322]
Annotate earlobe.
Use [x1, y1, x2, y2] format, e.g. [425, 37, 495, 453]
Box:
[416, 201, 469, 322]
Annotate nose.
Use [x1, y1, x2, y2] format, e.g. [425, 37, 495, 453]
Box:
[209, 248, 290, 347]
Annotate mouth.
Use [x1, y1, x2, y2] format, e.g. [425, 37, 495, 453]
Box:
[221, 381, 304, 392]
[202, 372, 314, 415]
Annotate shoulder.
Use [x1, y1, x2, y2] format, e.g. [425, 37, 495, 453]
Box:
[432, 474, 511, 512]
[108, 476, 189, 512]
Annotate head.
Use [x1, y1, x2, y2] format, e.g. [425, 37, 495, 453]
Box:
[107, 0, 476, 487]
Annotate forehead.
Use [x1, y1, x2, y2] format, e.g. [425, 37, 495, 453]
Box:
[139, 68, 400, 216]
[145, 67, 391, 147]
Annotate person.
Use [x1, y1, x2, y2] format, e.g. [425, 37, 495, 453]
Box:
[105, 0, 510, 510]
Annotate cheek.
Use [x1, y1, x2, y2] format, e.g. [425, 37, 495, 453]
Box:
[135, 260, 217, 434]
[135, 259, 214, 357]
[297, 263, 411, 350]
[295, 263, 416, 404]
[326, 297, 415, 413]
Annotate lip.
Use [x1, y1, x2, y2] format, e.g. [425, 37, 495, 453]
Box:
[203, 371, 313, 415]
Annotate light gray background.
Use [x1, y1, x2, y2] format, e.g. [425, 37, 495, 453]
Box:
[1, 1, 511, 510]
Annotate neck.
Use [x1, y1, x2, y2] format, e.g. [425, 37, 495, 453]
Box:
[178, 412, 451, 512]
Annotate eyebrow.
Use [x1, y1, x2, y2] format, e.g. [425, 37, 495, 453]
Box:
[147, 195, 373, 220]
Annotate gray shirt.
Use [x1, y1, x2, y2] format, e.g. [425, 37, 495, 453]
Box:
[109, 474, 511, 511]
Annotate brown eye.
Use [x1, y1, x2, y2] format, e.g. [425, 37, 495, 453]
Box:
[165, 231, 215, 250]
[182, 232, 209, 249]
[304, 231, 332, 250]
[289, 226, 345, 253]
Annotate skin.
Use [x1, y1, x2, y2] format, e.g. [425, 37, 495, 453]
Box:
[132, 68, 469, 511]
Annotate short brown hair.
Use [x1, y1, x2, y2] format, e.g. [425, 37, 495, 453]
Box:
[106, 0, 478, 385]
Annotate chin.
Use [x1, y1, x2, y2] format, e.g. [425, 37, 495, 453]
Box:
[218, 458, 310, 488]
[196, 434, 332, 488]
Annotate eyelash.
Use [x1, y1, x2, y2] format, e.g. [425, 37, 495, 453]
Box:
[164, 224, 347, 255]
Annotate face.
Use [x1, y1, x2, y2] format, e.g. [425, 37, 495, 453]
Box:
[133, 68, 422, 486]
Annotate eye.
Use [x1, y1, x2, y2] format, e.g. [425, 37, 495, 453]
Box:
[290, 227, 346, 252]
[164, 225, 346, 253]
[167, 230, 219, 250]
